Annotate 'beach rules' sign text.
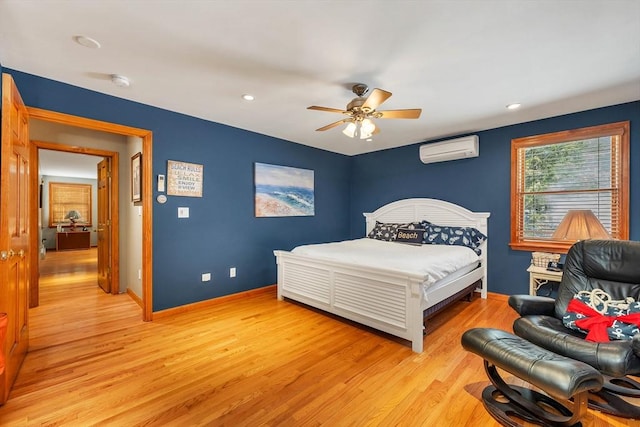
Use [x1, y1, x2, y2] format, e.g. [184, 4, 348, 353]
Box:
[167, 160, 204, 197]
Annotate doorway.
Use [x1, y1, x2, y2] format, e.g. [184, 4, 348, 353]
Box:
[27, 107, 154, 321]
[36, 146, 117, 298]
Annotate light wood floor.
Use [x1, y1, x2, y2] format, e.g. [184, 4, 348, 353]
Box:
[0, 249, 634, 426]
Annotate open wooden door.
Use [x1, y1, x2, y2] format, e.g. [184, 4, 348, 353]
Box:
[0, 73, 30, 404]
[97, 158, 111, 293]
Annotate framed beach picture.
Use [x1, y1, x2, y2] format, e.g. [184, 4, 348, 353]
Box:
[254, 163, 314, 217]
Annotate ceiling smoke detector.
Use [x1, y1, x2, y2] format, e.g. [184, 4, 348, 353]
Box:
[111, 74, 130, 88]
[73, 35, 101, 49]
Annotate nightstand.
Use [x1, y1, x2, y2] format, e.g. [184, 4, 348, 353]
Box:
[527, 265, 563, 296]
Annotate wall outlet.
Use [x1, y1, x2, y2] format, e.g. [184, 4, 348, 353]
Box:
[138, 269, 142, 280]
[230, 267, 236, 278]
[201, 272, 211, 282]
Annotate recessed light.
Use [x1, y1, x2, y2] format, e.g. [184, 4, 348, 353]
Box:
[366, 138, 373, 142]
[73, 35, 101, 49]
[242, 94, 255, 101]
[111, 74, 130, 88]
[506, 103, 522, 110]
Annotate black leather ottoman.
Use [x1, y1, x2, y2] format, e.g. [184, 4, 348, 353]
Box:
[461, 328, 603, 427]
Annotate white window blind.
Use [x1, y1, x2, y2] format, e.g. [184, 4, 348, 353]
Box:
[520, 137, 617, 239]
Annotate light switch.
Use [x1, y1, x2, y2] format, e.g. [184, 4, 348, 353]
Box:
[178, 207, 189, 218]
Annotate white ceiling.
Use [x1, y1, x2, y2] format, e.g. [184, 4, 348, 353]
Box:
[1, 1, 639, 156]
[39, 150, 100, 179]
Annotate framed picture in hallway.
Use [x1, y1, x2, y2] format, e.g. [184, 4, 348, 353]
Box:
[131, 152, 142, 203]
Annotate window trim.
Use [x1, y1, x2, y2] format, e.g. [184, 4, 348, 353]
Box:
[510, 121, 629, 253]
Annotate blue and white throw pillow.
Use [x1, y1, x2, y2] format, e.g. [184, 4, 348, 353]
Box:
[422, 224, 487, 254]
[418, 220, 432, 230]
[563, 291, 640, 341]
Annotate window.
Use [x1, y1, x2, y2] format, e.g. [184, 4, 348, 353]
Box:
[510, 121, 629, 253]
[48, 182, 92, 227]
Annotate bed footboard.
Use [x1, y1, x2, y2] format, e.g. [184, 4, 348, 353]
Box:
[274, 250, 483, 353]
[275, 250, 427, 351]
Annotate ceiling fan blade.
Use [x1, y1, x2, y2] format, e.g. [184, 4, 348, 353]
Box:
[377, 109, 422, 119]
[316, 118, 351, 131]
[307, 106, 346, 114]
[362, 88, 392, 110]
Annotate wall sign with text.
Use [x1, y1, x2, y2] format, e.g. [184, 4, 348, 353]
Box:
[167, 160, 204, 197]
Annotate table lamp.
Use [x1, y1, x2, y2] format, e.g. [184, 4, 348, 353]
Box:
[64, 210, 81, 230]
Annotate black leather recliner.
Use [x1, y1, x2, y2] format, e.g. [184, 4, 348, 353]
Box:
[509, 239, 640, 418]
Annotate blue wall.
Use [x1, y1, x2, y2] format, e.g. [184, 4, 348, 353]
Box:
[350, 101, 640, 295]
[5, 68, 639, 305]
[7, 69, 352, 311]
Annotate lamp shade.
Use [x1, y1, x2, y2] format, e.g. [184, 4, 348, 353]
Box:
[342, 122, 357, 138]
[342, 120, 376, 139]
[64, 210, 82, 227]
[551, 210, 611, 241]
[360, 119, 375, 139]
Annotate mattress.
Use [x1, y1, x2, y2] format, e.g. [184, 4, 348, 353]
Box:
[291, 238, 480, 288]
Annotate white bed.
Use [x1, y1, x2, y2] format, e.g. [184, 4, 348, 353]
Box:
[273, 198, 490, 353]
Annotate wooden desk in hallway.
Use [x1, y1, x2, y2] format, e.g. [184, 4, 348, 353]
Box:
[56, 230, 91, 251]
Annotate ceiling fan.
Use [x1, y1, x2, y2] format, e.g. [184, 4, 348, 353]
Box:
[308, 84, 421, 139]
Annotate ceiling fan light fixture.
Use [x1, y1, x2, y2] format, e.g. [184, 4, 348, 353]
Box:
[342, 122, 357, 138]
[342, 119, 376, 139]
[309, 83, 420, 140]
[360, 119, 376, 139]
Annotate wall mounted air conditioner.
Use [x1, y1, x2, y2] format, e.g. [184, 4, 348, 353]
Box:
[419, 135, 479, 164]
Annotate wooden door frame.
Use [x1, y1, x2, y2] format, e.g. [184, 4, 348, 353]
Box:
[27, 108, 153, 321]
[32, 141, 119, 295]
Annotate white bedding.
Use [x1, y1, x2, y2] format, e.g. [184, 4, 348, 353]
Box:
[291, 238, 479, 287]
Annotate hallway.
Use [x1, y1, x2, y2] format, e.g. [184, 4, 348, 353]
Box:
[30, 248, 142, 350]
